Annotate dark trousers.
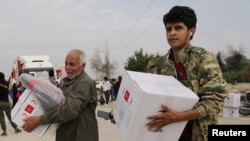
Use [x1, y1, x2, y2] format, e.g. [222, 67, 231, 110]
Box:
[0, 102, 18, 131]
[104, 91, 110, 104]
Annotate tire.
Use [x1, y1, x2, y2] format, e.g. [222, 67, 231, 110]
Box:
[239, 107, 250, 115]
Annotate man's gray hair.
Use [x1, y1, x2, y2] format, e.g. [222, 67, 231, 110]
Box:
[68, 49, 86, 65]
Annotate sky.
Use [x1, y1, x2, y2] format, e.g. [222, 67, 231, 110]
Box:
[1, 0, 249, 80]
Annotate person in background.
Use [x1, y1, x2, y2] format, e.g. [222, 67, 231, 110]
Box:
[0, 72, 22, 136]
[10, 83, 18, 108]
[145, 6, 228, 141]
[8, 86, 14, 105]
[21, 49, 99, 141]
[103, 76, 111, 106]
[113, 75, 122, 100]
[16, 85, 22, 99]
[110, 78, 116, 101]
[231, 75, 237, 85]
[98, 95, 105, 105]
[49, 70, 57, 86]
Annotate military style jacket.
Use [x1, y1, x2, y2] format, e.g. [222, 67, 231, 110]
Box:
[147, 45, 228, 141]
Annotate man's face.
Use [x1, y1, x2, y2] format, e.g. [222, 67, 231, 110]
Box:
[65, 54, 83, 79]
[165, 22, 190, 50]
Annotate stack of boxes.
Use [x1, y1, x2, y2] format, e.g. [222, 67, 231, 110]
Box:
[223, 93, 241, 118]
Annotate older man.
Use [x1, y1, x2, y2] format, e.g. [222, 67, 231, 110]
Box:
[22, 49, 99, 141]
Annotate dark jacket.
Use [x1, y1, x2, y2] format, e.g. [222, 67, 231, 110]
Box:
[114, 80, 121, 95]
[40, 71, 99, 141]
[0, 79, 9, 102]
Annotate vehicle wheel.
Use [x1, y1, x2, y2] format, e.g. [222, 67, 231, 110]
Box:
[239, 108, 250, 115]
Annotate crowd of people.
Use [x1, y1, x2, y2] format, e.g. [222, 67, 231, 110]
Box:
[0, 5, 229, 141]
[98, 75, 122, 106]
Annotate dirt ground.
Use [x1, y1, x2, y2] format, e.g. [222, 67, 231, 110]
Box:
[226, 83, 250, 92]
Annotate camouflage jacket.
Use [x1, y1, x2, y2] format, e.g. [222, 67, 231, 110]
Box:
[147, 45, 228, 141]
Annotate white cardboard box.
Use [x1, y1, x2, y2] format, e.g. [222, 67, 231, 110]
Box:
[222, 93, 241, 118]
[113, 70, 199, 141]
[222, 107, 239, 118]
[11, 89, 50, 137]
[224, 93, 241, 108]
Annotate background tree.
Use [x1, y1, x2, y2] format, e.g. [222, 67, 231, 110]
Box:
[90, 41, 117, 79]
[101, 41, 117, 78]
[90, 48, 103, 79]
[240, 61, 250, 82]
[221, 45, 249, 82]
[216, 52, 226, 72]
[124, 44, 250, 83]
[224, 45, 247, 72]
[125, 48, 156, 72]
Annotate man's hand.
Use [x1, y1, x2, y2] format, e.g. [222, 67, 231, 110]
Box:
[145, 104, 180, 132]
[145, 104, 199, 132]
[22, 116, 41, 132]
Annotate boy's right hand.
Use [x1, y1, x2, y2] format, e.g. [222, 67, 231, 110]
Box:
[109, 109, 116, 124]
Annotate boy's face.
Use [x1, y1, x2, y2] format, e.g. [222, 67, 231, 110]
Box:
[165, 22, 192, 51]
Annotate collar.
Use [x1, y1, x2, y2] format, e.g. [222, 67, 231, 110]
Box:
[167, 44, 193, 62]
[63, 71, 84, 85]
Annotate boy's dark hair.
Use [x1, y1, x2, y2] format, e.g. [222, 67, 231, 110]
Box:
[163, 6, 197, 29]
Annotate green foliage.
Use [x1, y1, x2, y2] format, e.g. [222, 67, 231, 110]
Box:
[224, 52, 247, 72]
[223, 46, 250, 82]
[216, 52, 226, 72]
[240, 62, 250, 82]
[124, 45, 250, 83]
[125, 48, 156, 72]
[222, 71, 232, 82]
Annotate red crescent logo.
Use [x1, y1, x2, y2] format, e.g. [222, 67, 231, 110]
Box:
[22, 113, 27, 117]
[31, 99, 35, 104]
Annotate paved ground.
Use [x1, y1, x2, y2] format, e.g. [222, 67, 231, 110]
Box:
[1, 100, 249, 141]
